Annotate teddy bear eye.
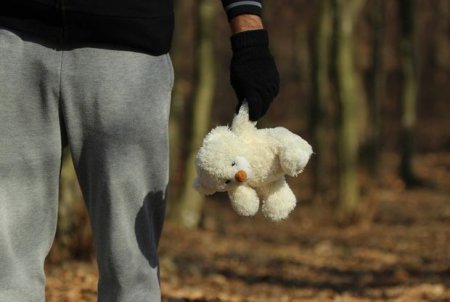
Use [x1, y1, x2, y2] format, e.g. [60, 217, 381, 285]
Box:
[225, 179, 231, 184]
[231, 161, 236, 166]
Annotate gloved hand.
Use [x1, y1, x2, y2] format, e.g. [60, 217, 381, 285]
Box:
[230, 29, 279, 121]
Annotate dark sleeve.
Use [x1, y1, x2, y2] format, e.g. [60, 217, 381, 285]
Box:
[221, 0, 263, 21]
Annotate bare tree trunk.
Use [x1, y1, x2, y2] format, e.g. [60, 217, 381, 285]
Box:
[169, 0, 217, 228]
[431, 0, 448, 70]
[366, 0, 385, 179]
[168, 0, 193, 207]
[334, 0, 366, 221]
[310, 0, 333, 203]
[399, 0, 420, 186]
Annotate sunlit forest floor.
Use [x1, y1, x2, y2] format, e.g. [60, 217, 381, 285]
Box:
[45, 152, 450, 302]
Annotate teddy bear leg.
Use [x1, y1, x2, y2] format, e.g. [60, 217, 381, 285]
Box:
[258, 178, 297, 221]
[228, 185, 260, 217]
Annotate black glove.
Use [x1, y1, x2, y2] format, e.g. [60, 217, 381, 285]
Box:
[230, 29, 280, 121]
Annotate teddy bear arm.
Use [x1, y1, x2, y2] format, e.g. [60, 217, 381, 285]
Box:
[266, 128, 313, 176]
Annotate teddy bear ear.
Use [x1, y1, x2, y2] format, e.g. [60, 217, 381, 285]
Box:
[192, 177, 216, 196]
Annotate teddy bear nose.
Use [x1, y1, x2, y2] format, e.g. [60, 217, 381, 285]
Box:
[235, 170, 247, 182]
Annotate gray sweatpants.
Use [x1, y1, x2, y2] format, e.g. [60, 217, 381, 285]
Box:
[0, 27, 173, 302]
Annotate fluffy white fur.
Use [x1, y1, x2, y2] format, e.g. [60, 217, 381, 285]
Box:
[193, 103, 313, 221]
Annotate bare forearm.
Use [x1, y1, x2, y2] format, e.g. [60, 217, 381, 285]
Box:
[230, 14, 264, 34]
[221, 0, 263, 30]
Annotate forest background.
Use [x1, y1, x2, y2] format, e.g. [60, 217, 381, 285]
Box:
[46, 0, 450, 301]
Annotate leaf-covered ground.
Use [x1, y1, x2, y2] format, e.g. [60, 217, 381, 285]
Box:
[45, 153, 450, 302]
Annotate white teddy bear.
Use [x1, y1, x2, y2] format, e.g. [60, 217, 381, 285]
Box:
[193, 103, 313, 221]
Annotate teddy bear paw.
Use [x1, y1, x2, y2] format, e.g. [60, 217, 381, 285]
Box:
[261, 188, 297, 221]
[228, 186, 260, 216]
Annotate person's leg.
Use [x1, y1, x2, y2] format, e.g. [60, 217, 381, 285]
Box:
[60, 47, 173, 302]
[0, 28, 63, 301]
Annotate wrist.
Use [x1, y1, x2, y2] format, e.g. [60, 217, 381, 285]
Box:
[230, 29, 268, 51]
[230, 14, 264, 34]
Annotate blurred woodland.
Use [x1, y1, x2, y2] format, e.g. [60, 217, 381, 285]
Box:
[46, 0, 450, 301]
